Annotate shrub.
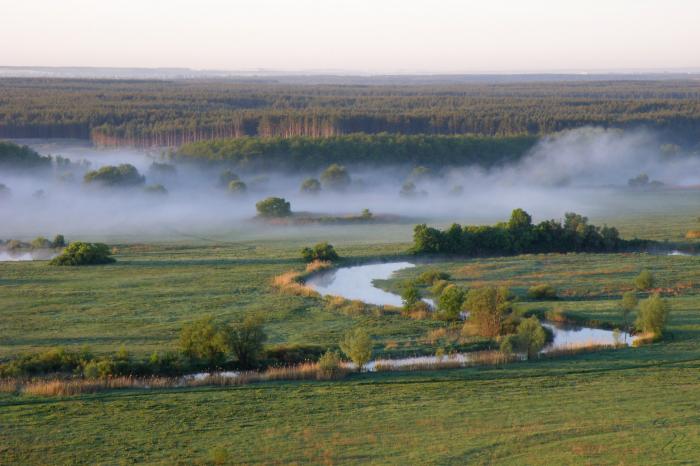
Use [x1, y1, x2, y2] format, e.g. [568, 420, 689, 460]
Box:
[256, 197, 291, 217]
[430, 279, 451, 296]
[301, 242, 339, 262]
[527, 284, 558, 300]
[320, 164, 351, 191]
[621, 291, 638, 332]
[30, 236, 52, 249]
[317, 350, 343, 380]
[179, 316, 230, 367]
[401, 283, 421, 309]
[634, 270, 655, 290]
[228, 315, 267, 369]
[437, 285, 466, 320]
[84, 164, 145, 187]
[417, 270, 451, 285]
[635, 293, 670, 337]
[340, 327, 373, 371]
[227, 180, 247, 194]
[49, 242, 115, 266]
[465, 287, 513, 337]
[300, 177, 321, 194]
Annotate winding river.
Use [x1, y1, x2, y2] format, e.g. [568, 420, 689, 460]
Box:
[306, 261, 634, 365]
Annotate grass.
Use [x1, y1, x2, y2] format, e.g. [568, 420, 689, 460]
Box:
[3, 208, 700, 463]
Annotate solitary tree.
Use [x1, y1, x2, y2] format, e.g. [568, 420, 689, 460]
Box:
[401, 283, 421, 310]
[256, 197, 292, 217]
[466, 287, 512, 337]
[179, 316, 230, 367]
[635, 293, 670, 337]
[437, 285, 466, 320]
[228, 315, 267, 369]
[516, 316, 547, 360]
[320, 164, 351, 191]
[340, 327, 373, 371]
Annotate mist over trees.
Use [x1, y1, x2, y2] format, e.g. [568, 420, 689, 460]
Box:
[0, 141, 52, 170]
[84, 164, 145, 187]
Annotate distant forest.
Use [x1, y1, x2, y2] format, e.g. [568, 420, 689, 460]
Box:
[1, 78, 700, 147]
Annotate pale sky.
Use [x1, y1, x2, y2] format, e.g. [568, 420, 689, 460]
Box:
[2, 0, 699, 73]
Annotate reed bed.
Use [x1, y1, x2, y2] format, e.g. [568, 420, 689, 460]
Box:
[541, 341, 619, 358]
[3, 361, 348, 397]
[271, 260, 331, 297]
[373, 350, 518, 372]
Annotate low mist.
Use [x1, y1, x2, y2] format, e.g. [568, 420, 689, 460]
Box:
[1, 127, 699, 241]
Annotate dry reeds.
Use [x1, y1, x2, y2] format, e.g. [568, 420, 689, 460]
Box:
[685, 230, 700, 239]
[632, 332, 657, 346]
[373, 350, 517, 372]
[271, 261, 331, 297]
[541, 342, 617, 358]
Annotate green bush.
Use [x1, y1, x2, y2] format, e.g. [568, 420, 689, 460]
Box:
[301, 242, 339, 262]
[52, 234, 66, 248]
[256, 197, 291, 217]
[179, 316, 230, 367]
[635, 293, 670, 337]
[227, 180, 247, 194]
[527, 284, 558, 300]
[228, 315, 267, 369]
[30, 236, 52, 249]
[218, 169, 239, 187]
[417, 270, 451, 285]
[300, 178, 321, 194]
[340, 327, 373, 371]
[320, 164, 351, 191]
[84, 164, 145, 187]
[49, 242, 115, 266]
[317, 350, 343, 380]
[401, 283, 421, 309]
[437, 285, 466, 320]
[634, 270, 655, 290]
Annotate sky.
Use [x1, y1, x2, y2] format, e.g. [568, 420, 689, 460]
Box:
[2, 0, 700, 73]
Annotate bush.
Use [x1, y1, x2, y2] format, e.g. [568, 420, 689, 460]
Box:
[84, 164, 145, 187]
[317, 350, 343, 379]
[179, 316, 230, 367]
[516, 316, 547, 359]
[300, 178, 321, 194]
[401, 283, 421, 309]
[417, 270, 451, 285]
[635, 293, 670, 337]
[320, 164, 351, 191]
[228, 315, 267, 369]
[30, 236, 52, 249]
[256, 197, 291, 217]
[527, 284, 558, 300]
[621, 290, 638, 331]
[634, 270, 655, 290]
[301, 242, 339, 262]
[49, 242, 115, 266]
[437, 285, 466, 320]
[340, 327, 373, 371]
[227, 180, 247, 194]
[465, 287, 512, 337]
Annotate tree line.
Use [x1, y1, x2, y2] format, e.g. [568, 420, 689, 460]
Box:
[1, 78, 700, 146]
[412, 209, 652, 256]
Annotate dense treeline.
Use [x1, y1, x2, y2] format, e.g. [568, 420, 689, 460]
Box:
[0, 141, 52, 170]
[1, 78, 700, 146]
[412, 209, 652, 256]
[175, 133, 537, 169]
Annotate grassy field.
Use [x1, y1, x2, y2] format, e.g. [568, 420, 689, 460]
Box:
[2, 210, 700, 464]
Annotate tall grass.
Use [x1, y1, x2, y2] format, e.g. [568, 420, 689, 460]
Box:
[271, 260, 331, 297]
[373, 350, 518, 372]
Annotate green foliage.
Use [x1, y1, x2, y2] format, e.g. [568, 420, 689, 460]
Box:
[0, 141, 52, 170]
[635, 293, 670, 337]
[401, 283, 421, 309]
[465, 287, 513, 337]
[30, 236, 52, 249]
[228, 315, 267, 369]
[300, 242, 339, 262]
[300, 178, 321, 194]
[317, 350, 343, 380]
[416, 270, 451, 285]
[179, 316, 230, 367]
[360, 208, 373, 220]
[516, 316, 547, 360]
[412, 208, 645, 255]
[84, 164, 145, 187]
[621, 291, 638, 331]
[320, 164, 351, 191]
[634, 270, 655, 290]
[49, 242, 115, 266]
[52, 234, 66, 248]
[437, 285, 466, 320]
[528, 284, 558, 300]
[339, 327, 373, 371]
[227, 180, 247, 194]
[256, 197, 291, 217]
